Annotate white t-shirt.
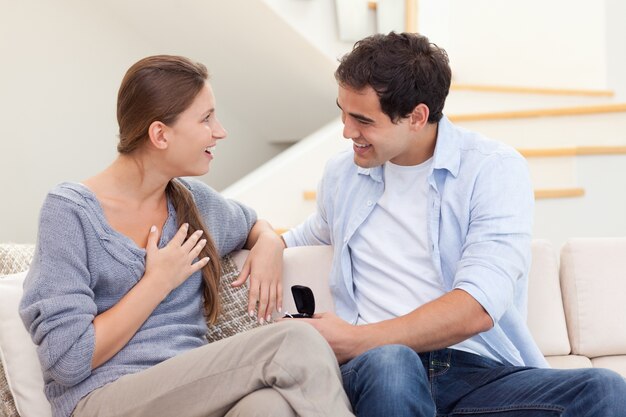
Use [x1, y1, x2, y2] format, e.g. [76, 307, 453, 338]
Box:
[350, 159, 499, 361]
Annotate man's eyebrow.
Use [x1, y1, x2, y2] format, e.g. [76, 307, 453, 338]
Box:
[336, 99, 375, 124]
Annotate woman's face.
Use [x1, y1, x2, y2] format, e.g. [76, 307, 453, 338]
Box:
[162, 82, 227, 177]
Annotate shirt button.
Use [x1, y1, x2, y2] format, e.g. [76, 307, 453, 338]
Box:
[366, 200, 373, 207]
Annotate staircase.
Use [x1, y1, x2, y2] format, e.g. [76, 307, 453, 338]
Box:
[222, 0, 626, 249]
[224, 84, 626, 248]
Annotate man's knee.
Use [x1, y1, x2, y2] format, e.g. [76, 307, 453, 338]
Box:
[582, 368, 626, 405]
[345, 345, 425, 392]
[342, 345, 433, 416]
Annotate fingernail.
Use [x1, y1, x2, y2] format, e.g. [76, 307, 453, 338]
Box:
[150, 225, 156, 233]
[183, 223, 189, 229]
[259, 318, 265, 325]
[249, 310, 254, 318]
[266, 314, 271, 322]
[278, 306, 282, 313]
[200, 239, 207, 246]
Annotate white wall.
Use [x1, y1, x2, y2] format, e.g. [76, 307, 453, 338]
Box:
[533, 154, 626, 250]
[606, 0, 626, 99]
[223, 119, 351, 229]
[1, 1, 140, 243]
[266, 0, 617, 91]
[446, 0, 609, 89]
[0, 0, 340, 243]
[263, 0, 356, 62]
[417, 0, 452, 47]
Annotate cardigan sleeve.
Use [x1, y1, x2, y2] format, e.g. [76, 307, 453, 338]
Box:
[19, 192, 97, 387]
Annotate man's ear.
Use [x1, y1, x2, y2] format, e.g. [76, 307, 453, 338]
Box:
[409, 104, 430, 131]
[148, 121, 169, 150]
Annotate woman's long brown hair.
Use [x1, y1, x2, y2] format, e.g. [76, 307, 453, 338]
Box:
[116, 55, 221, 323]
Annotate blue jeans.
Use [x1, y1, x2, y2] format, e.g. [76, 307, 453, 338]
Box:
[340, 345, 626, 416]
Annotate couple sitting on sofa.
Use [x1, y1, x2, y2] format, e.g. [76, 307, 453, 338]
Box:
[19, 32, 626, 417]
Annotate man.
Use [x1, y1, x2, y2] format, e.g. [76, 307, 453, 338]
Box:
[282, 32, 626, 416]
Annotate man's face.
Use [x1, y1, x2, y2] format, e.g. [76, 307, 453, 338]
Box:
[337, 85, 422, 168]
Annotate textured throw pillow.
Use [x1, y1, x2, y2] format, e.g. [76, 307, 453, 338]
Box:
[0, 271, 52, 417]
[206, 254, 263, 343]
[0, 369, 19, 417]
[0, 245, 35, 277]
[1, 244, 35, 417]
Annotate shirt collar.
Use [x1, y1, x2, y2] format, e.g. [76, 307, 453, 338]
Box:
[432, 115, 461, 178]
[357, 165, 384, 183]
[354, 115, 461, 182]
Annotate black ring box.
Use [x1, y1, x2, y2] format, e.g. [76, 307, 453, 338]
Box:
[284, 285, 315, 318]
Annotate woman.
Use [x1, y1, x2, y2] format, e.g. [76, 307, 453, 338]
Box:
[19, 55, 353, 417]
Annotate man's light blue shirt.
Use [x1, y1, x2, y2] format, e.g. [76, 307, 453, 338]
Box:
[283, 116, 548, 368]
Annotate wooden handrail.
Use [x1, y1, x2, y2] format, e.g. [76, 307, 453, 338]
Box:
[518, 146, 626, 158]
[518, 148, 578, 157]
[303, 191, 317, 201]
[576, 146, 626, 155]
[304, 188, 586, 201]
[367, 0, 418, 33]
[405, 0, 418, 33]
[451, 84, 614, 97]
[534, 188, 584, 199]
[449, 103, 626, 122]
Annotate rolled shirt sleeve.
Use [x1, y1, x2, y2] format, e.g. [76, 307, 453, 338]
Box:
[453, 153, 534, 325]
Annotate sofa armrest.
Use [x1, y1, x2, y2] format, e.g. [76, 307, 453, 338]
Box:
[231, 245, 335, 317]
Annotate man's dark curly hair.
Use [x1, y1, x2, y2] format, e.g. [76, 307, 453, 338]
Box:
[335, 32, 451, 123]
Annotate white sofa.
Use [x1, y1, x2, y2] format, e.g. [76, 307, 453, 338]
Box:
[1, 238, 626, 417]
[249, 238, 626, 375]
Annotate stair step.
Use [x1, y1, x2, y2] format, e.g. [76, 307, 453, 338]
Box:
[450, 84, 614, 97]
[526, 157, 577, 189]
[453, 108, 626, 149]
[445, 91, 618, 117]
[449, 103, 626, 122]
[534, 188, 585, 199]
[519, 146, 626, 157]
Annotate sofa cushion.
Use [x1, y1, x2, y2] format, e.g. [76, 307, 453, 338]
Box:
[544, 355, 592, 370]
[527, 239, 571, 356]
[0, 271, 52, 417]
[591, 356, 626, 378]
[560, 238, 626, 358]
